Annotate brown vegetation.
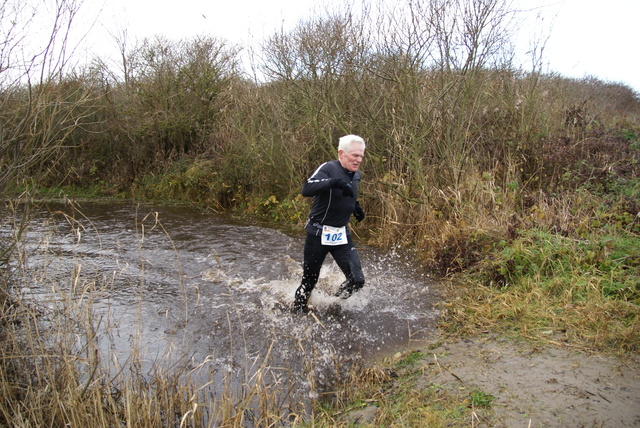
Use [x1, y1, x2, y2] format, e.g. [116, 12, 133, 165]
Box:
[1, 0, 639, 425]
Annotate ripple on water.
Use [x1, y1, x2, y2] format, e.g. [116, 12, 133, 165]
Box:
[15, 201, 440, 403]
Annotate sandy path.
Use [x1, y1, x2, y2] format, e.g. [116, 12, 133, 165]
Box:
[424, 336, 640, 427]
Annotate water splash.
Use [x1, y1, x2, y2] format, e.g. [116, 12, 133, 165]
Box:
[13, 200, 440, 404]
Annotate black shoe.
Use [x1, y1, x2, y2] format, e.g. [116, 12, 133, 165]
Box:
[334, 280, 353, 299]
[291, 304, 309, 314]
[334, 289, 352, 299]
[335, 279, 365, 299]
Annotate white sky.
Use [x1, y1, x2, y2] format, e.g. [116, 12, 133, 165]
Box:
[68, 0, 640, 92]
[528, 0, 639, 92]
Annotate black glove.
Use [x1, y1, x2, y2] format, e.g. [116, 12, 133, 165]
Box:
[330, 178, 354, 197]
[354, 201, 365, 222]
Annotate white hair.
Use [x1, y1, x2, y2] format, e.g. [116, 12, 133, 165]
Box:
[338, 134, 366, 152]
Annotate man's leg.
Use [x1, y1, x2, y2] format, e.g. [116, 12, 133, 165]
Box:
[331, 235, 365, 298]
[293, 234, 328, 312]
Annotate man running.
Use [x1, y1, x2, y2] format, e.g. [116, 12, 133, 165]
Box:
[293, 134, 366, 313]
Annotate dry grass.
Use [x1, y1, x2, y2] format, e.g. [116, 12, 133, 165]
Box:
[0, 204, 311, 427]
[1, 5, 639, 425]
[310, 350, 495, 427]
[438, 191, 640, 354]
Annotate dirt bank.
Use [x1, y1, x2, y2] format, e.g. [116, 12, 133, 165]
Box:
[418, 335, 640, 427]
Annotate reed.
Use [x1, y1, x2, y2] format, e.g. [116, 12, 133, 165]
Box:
[0, 201, 314, 427]
[2, 0, 639, 424]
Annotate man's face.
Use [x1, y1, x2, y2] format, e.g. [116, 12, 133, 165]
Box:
[338, 143, 365, 172]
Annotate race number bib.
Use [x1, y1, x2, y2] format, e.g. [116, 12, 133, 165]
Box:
[321, 225, 347, 246]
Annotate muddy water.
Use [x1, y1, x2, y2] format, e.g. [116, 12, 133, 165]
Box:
[15, 200, 439, 401]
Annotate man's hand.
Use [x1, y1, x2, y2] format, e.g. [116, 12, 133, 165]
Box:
[354, 201, 365, 222]
[330, 178, 354, 197]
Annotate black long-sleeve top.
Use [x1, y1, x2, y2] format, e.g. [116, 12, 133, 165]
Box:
[302, 160, 361, 235]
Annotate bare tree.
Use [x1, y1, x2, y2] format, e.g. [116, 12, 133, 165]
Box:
[0, 0, 91, 195]
[0, 0, 96, 268]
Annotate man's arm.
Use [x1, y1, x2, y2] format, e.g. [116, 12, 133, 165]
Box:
[302, 162, 355, 197]
[301, 163, 332, 197]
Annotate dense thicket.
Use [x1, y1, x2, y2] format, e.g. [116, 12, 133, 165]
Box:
[2, 0, 639, 265]
[0, 2, 638, 425]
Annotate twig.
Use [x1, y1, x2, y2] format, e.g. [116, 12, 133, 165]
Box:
[309, 311, 326, 330]
[585, 390, 612, 404]
[433, 353, 463, 383]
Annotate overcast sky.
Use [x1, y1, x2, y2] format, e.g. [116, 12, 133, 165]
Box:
[73, 0, 639, 92]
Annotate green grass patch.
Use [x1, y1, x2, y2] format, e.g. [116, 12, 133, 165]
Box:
[394, 350, 425, 369]
[442, 224, 640, 352]
[12, 183, 123, 199]
[483, 228, 639, 303]
[469, 389, 494, 408]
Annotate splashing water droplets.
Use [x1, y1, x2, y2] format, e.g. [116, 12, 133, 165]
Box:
[16, 201, 440, 405]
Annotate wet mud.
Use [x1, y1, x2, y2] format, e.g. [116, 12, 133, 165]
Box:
[414, 336, 640, 427]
